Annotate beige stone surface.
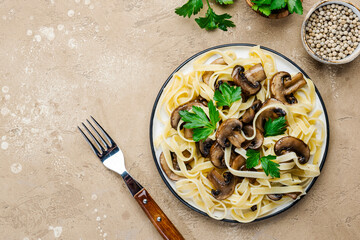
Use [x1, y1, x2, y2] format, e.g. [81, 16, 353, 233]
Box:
[1, 0, 360, 239]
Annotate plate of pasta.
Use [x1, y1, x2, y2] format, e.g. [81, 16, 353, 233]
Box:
[150, 44, 329, 223]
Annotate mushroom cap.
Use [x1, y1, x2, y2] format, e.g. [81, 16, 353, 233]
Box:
[231, 64, 266, 96]
[286, 192, 301, 200]
[160, 152, 183, 181]
[267, 194, 283, 201]
[216, 119, 243, 148]
[271, 72, 306, 105]
[170, 100, 205, 129]
[240, 99, 262, 124]
[207, 169, 237, 200]
[199, 138, 214, 158]
[230, 154, 246, 170]
[209, 142, 226, 168]
[242, 125, 264, 150]
[245, 63, 267, 84]
[227, 131, 246, 148]
[274, 136, 310, 164]
[255, 98, 286, 132]
[184, 128, 193, 139]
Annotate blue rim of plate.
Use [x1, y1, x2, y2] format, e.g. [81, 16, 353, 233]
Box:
[149, 43, 330, 223]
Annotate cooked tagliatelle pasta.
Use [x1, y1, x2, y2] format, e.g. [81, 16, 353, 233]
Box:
[154, 46, 324, 223]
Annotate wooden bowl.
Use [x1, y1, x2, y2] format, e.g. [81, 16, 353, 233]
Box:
[245, 0, 291, 19]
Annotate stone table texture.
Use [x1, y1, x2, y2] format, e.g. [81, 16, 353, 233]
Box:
[1, 0, 360, 239]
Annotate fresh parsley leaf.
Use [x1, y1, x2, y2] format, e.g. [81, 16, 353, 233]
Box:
[264, 116, 287, 137]
[195, 6, 235, 31]
[193, 127, 214, 141]
[287, 0, 303, 15]
[216, 0, 234, 4]
[257, 5, 272, 16]
[179, 100, 220, 142]
[180, 107, 209, 129]
[213, 82, 242, 107]
[175, 0, 203, 18]
[208, 99, 221, 128]
[175, 0, 235, 31]
[246, 150, 280, 178]
[252, 0, 302, 16]
[260, 155, 280, 178]
[270, 0, 286, 10]
[251, 0, 272, 16]
[246, 149, 261, 169]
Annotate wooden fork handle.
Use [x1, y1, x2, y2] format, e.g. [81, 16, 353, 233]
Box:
[134, 188, 185, 240]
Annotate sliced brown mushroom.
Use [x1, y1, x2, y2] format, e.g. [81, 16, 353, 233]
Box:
[231, 64, 266, 96]
[271, 72, 306, 105]
[198, 138, 214, 158]
[170, 100, 205, 129]
[245, 63, 267, 84]
[230, 154, 246, 170]
[267, 194, 283, 201]
[240, 99, 263, 124]
[286, 192, 301, 199]
[160, 152, 183, 181]
[202, 58, 227, 85]
[255, 98, 286, 132]
[241, 125, 264, 150]
[209, 142, 226, 168]
[184, 128, 193, 139]
[229, 154, 256, 184]
[274, 136, 310, 164]
[216, 119, 245, 148]
[207, 169, 237, 200]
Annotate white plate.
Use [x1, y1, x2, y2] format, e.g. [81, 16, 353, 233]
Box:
[149, 44, 329, 222]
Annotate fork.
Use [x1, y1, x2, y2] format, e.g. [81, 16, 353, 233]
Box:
[78, 116, 184, 240]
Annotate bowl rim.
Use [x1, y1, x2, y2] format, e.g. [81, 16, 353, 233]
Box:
[301, 0, 360, 64]
[149, 43, 330, 223]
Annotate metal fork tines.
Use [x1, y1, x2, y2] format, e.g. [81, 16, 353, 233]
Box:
[78, 116, 142, 194]
[78, 116, 116, 159]
[78, 116, 184, 240]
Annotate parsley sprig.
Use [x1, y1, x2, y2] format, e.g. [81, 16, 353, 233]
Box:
[252, 0, 303, 17]
[175, 0, 203, 18]
[246, 149, 280, 178]
[175, 0, 235, 31]
[179, 100, 220, 142]
[264, 116, 287, 137]
[213, 82, 242, 107]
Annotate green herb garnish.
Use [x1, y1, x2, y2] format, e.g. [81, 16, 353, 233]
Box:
[260, 155, 280, 178]
[287, 0, 303, 15]
[213, 82, 242, 107]
[179, 100, 220, 142]
[216, 0, 234, 4]
[264, 116, 287, 137]
[175, 0, 235, 31]
[246, 149, 280, 178]
[246, 149, 261, 169]
[175, 0, 203, 18]
[252, 0, 303, 16]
